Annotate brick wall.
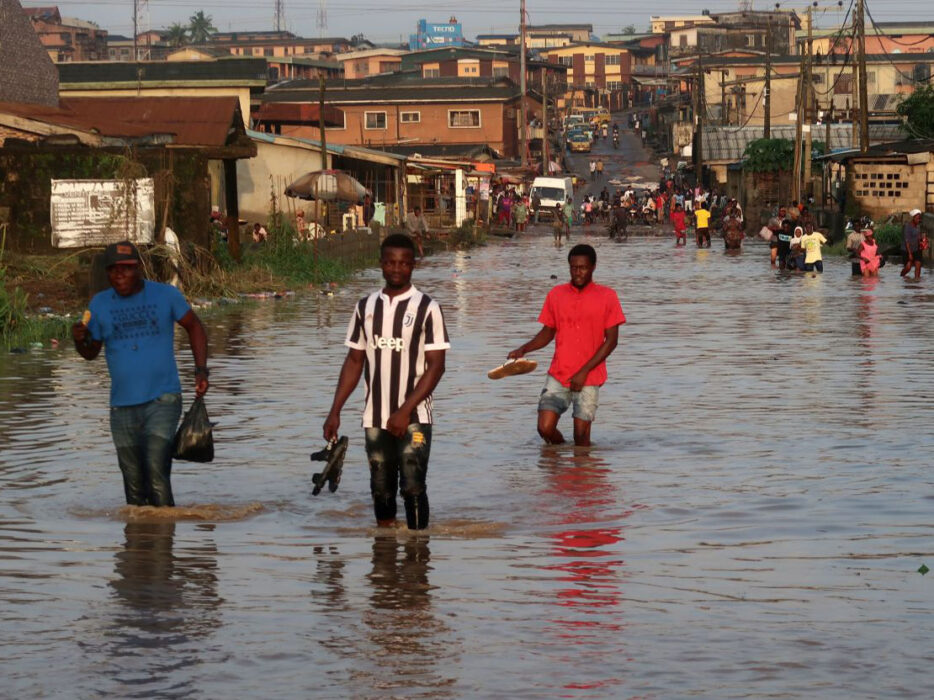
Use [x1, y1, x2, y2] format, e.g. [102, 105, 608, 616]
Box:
[0, 0, 58, 106]
[850, 161, 927, 220]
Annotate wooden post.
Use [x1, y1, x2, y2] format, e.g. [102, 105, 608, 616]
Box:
[764, 15, 772, 139]
[519, 0, 528, 167]
[223, 158, 241, 261]
[542, 68, 549, 175]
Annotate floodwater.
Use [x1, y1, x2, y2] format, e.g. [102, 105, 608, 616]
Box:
[1, 234, 932, 698]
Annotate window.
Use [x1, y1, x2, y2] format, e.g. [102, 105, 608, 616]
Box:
[400, 111, 420, 124]
[449, 109, 481, 128]
[559, 55, 572, 66]
[679, 35, 687, 48]
[607, 81, 622, 91]
[492, 66, 509, 78]
[605, 54, 621, 66]
[364, 111, 387, 130]
[913, 63, 932, 82]
[585, 55, 595, 62]
[264, 48, 273, 56]
[423, 68, 440, 78]
[867, 70, 876, 85]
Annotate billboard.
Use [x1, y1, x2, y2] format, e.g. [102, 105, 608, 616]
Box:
[50, 178, 155, 248]
[409, 19, 466, 51]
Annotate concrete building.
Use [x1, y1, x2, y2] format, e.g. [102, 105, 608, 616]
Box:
[336, 48, 405, 79]
[669, 10, 799, 57]
[23, 6, 108, 62]
[256, 77, 541, 159]
[206, 31, 352, 59]
[1, 0, 58, 106]
[805, 23, 934, 58]
[543, 43, 633, 110]
[57, 58, 269, 129]
[650, 15, 716, 34]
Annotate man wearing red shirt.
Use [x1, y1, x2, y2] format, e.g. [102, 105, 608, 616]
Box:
[508, 244, 626, 446]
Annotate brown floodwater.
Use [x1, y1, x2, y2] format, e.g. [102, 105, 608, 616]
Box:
[1, 234, 932, 698]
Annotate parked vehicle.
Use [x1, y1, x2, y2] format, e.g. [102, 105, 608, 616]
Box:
[529, 177, 574, 220]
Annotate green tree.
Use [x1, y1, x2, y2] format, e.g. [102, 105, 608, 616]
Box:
[165, 22, 189, 48]
[896, 84, 934, 139]
[622, 24, 637, 35]
[742, 138, 795, 172]
[188, 11, 217, 44]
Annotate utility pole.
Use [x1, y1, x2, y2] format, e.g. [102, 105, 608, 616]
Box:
[803, 5, 815, 197]
[764, 14, 772, 138]
[319, 76, 328, 168]
[132, 0, 138, 62]
[793, 47, 806, 203]
[851, 29, 859, 148]
[855, 0, 869, 152]
[542, 68, 549, 176]
[519, 0, 528, 168]
[695, 54, 705, 187]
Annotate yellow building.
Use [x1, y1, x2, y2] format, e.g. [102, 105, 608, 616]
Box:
[543, 43, 633, 110]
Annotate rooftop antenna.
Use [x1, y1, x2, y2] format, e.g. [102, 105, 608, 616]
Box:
[738, 0, 753, 11]
[316, 0, 327, 36]
[274, 0, 284, 32]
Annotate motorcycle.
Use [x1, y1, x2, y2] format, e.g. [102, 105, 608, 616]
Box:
[612, 134, 619, 149]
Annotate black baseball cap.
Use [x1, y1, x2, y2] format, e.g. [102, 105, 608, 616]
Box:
[103, 241, 141, 266]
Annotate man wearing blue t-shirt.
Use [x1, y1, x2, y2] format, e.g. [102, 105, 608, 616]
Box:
[72, 241, 209, 507]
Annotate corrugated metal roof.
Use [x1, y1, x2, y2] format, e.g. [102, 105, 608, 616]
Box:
[703, 124, 904, 162]
[0, 97, 244, 147]
[58, 58, 268, 86]
[60, 97, 243, 146]
[263, 83, 522, 105]
[253, 102, 345, 126]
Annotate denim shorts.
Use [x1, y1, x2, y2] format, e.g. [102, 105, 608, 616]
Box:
[538, 374, 600, 422]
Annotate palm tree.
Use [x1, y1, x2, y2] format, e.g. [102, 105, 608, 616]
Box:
[165, 22, 189, 48]
[188, 11, 217, 44]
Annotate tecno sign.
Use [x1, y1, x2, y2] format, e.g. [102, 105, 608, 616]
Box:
[429, 25, 458, 33]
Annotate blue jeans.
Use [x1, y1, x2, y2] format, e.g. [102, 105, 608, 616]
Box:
[538, 375, 600, 422]
[110, 393, 182, 507]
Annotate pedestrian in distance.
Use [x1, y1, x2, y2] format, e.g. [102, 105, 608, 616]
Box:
[901, 209, 925, 280]
[323, 234, 450, 530]
[405, 206, 428, 258]
[71, 241, 210, 508]
[589, 159, 597, 182]
[596, 159, 604, 179]
[694, 203, 711, 248]
[858, 228, 883, 277]
[801, 227, 828, 273]
[507, 244, 626, 447]
[671, 202, 687, 247]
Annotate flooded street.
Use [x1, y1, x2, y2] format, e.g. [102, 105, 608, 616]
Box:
[2, 231, 933, 698]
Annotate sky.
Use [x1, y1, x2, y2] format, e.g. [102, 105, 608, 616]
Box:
[40, 0, 934, 44]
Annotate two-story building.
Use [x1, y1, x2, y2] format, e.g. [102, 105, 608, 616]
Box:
[255, 77, 541, 159]
[543, 43, 633, 111]
[336, 48, 405, 79]
[804, 22, 934, 56]
[24, 6, 108, 62]
[206, 31, 353, 59]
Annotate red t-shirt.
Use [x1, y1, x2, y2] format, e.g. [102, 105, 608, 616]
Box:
[538, 282, 626, 387]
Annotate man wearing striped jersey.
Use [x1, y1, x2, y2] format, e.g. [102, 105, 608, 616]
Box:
[324, 234, 450, 530]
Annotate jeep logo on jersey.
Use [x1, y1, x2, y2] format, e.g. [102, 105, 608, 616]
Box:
[369, 334, 406, 351]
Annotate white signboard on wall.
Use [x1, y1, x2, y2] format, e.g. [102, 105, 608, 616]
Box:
[50, 178, 155, 248]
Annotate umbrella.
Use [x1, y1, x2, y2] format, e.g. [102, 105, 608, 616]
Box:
[285, 170, 369, 203]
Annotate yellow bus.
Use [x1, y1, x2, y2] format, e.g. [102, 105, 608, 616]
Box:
[575, 107, 611, 125]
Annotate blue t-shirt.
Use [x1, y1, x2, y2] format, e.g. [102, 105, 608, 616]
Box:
[88, 280, 191, 407]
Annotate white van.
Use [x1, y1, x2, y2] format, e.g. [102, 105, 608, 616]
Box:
[530, 176, 573, 220]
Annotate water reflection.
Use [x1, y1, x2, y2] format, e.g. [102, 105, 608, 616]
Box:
[538, 448, 631, 694]
[361, 534, 455, 697]
[103, 522, 222, 696]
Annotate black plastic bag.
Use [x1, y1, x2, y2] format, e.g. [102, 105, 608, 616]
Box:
[173, 396, 214, 462]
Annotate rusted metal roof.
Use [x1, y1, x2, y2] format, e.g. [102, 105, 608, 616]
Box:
[59, 96, 243, 146]
[0, 96, 250, 152]
[253, 102, 345, 127]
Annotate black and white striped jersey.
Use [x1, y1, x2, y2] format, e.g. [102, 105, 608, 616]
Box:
[344, 285, 451, 429]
